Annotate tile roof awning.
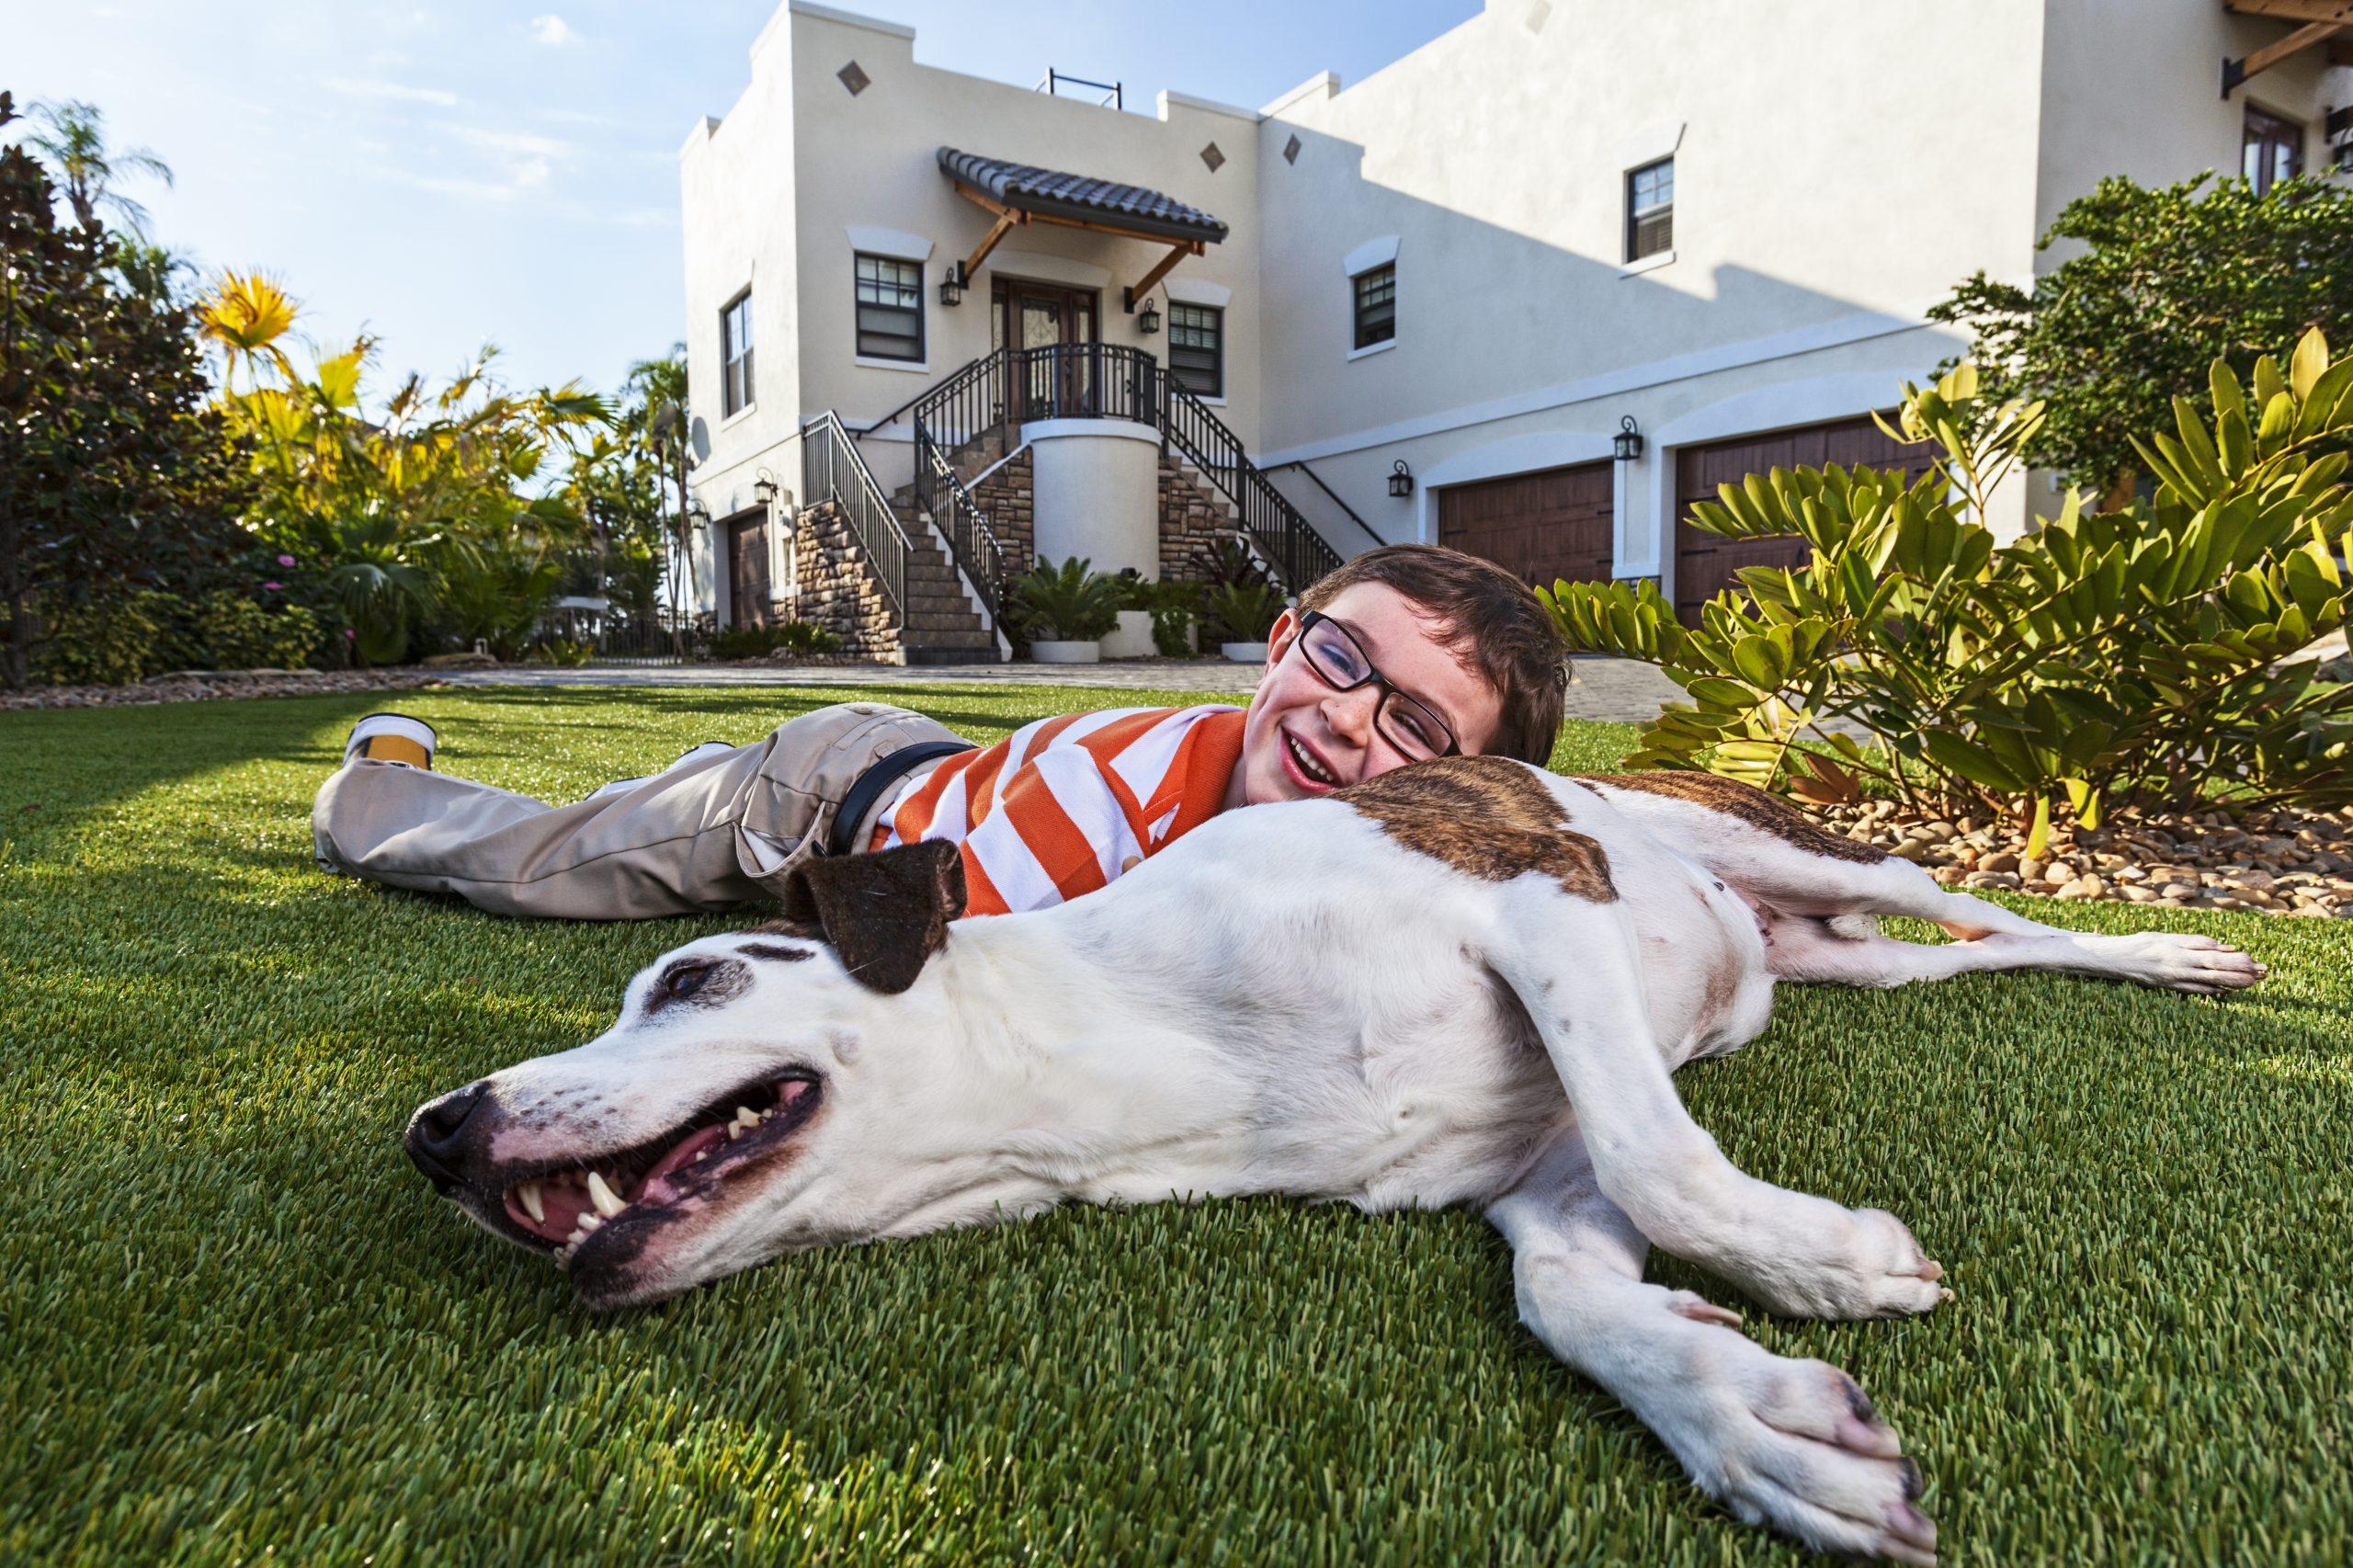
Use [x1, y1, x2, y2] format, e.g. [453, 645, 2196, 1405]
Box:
[937, 148, 1229, 245]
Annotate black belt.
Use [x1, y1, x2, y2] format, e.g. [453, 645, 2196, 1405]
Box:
[825, 740, 977, 858]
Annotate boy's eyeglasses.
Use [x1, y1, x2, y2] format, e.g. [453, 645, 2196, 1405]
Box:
[1292, 609, 1461, 761]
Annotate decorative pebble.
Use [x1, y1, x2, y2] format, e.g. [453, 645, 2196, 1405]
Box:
[1811, 797, 2353, 919]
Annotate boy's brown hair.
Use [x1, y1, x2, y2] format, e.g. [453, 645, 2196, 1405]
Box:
[1296, 542, 1569, 767]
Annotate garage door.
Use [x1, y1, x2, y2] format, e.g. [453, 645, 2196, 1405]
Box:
[1673, 415, 1938, 624]
[1438, 460, 1615, 591]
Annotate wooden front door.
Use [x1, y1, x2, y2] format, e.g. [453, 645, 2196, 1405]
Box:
[1438, 460, 1616, 591]
[727, 513, 771, 629]
[1672, 415, 1938, 624]
[995, 278, 1099, 421]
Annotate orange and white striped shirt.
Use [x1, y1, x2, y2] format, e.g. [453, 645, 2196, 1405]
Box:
[870, 704, 1246, 916]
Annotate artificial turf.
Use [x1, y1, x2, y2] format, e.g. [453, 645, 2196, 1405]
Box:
[1, 682, 2347, 1566]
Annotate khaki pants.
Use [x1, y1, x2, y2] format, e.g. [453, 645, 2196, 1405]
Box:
[311, 701, 965, 919]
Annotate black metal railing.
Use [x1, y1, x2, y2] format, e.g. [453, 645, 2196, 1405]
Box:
[800, 410, 910, 614]
[1006, 341, 1161, 426]
[1273, 459, 1389, 552]
[1160, 376, 1343, 591]
[882, 342, 1345, 600]
[915, 425, 1007, 629]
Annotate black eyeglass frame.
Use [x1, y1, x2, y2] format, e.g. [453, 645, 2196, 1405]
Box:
[1290, 608, 1462, 761]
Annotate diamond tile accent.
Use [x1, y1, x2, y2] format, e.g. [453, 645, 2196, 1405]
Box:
[837, 60, 870, 96]
[1282, 133, 1302, 165]
[1199, 142, 1225, 173]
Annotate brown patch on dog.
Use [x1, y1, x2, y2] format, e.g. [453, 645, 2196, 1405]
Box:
[1583, 770, 1889, 865]
[1337, 756, 1615, 902]
[779, 839, 968, 994]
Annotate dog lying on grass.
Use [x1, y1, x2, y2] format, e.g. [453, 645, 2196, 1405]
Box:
[406, 756, 2260, 1563]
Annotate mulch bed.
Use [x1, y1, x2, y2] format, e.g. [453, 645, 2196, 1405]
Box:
[0, 668, 453, 712]
[1817, 798, 2353, 918]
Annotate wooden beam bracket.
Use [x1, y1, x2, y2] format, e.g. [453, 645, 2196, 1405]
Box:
[2223, 17, 2349, 95]
[961, 210, 1020, 285]
[1121, 241, 1200, 312]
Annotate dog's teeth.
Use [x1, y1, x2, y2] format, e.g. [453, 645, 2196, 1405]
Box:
[694, 1149, 710, 1162]
[517, 1181, 545, 1223]
[578, 1211, 603, 1233]
[564, 1224, 586, 1245]
[726, 1124, 742, 1141]
[733, 1106, 759, 1130]
[586, 1171, 625, 1219]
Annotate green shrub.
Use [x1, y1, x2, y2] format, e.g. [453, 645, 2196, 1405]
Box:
[529, 636, 595, 667]
[29, 591, 167, 686]
[1547, 331, 2353, 848]
[1203, 580, 1287, 643]
[709, 620, 844, 661]
[1007, 556, 1123, 642]
[180, 590, 322, 670]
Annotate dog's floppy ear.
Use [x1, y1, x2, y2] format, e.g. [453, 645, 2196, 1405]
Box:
[779, 839, 969, 994]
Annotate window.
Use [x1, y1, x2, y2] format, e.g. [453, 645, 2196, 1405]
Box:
[1168, 302, 1223, 397]
[721, 290, 754, 417]
[1627, 157, 1674, 262]
[2244, 107, 2303, 196]
[1352, 264, 1395, 350]
[854, 253, 924, 362]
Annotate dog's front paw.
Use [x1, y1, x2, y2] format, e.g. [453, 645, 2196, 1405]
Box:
[1737, 1206, 1949, 1320]
[1689, 1352, 1938, 1566]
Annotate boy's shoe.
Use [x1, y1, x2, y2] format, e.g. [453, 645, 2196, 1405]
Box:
[345, 712, 438, 769]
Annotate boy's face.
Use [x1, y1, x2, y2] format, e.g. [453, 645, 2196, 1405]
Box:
[1229, 582, 1506, 810]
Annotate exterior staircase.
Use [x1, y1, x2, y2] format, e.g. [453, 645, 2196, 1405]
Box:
[889, 478, 1003, 665]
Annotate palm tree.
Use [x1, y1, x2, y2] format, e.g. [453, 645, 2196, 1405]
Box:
[17, 98, 173, 234]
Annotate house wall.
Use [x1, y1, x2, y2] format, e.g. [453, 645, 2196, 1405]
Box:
[1251, 0, 2052, 566]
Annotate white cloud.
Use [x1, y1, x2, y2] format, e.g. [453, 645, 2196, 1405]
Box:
[324, 75, 460, 108]
[529, 14, 578, 46]
[454, 128, 575, 159]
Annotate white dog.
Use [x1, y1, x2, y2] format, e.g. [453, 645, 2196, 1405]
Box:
[407, 757, 2261, 1564]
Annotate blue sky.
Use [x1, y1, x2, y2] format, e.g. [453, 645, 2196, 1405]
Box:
[10, 0, 1480, 407]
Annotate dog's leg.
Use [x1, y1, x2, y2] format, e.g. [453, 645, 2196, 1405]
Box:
[1488, 890, 1946, 1322]
[1489, 1134, 1937, 1565]
[1761, 909, 2265, 994]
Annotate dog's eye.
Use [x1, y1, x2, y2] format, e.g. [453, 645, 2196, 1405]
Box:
[665, 963, 713, 999]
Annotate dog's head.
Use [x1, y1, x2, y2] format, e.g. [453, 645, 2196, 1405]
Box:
[404, 840, 975, 1310]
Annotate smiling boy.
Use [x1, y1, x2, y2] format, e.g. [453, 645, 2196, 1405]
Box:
[312, 544, 1568, 920]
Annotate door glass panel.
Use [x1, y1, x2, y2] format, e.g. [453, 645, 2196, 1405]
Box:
[1021, 301, 1063, 348]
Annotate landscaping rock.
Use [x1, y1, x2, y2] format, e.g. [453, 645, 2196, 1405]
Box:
[1811, 796, 2353, 919]
[2, 670, 453, 711]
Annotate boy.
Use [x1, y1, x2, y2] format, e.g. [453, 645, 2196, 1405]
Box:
[312, 544, 1568, 920]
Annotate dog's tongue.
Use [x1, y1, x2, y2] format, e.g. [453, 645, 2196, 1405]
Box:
[638, 1123, 728, 1206]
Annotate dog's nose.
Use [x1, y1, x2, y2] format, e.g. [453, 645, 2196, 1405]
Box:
[405, 1081, 491, 1193]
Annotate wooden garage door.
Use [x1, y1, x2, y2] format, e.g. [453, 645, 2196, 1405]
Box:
[1438, 460, 1614, 591]
[1673, 415, 1938, 624]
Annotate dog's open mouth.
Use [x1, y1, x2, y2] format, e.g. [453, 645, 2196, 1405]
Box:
[494, 1073, 822, 1267]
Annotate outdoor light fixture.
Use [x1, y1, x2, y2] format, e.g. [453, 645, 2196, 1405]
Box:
[753, 472, 778, 506]
[938, 262, 966, 307]
[1388, 460, 1415, 498]
[1137, 297, 1162, 335]
[1613, 415, 1644, 461]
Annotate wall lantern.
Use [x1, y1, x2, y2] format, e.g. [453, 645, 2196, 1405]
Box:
[753, 472, 779, 507]
[1612, 415, 1645, 462]
[938, 262, 966, 307]
[1388, 460, 1415, 498]
[1137, 296, 1162, 335]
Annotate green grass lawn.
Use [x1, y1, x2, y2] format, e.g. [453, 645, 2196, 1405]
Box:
[4, 684, 2348, 1565]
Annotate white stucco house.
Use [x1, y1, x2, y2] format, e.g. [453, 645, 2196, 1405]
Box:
[675, 0, 2351, 660]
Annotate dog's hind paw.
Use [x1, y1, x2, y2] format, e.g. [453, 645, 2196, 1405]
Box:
[1733, 1206, 1949, 1321]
